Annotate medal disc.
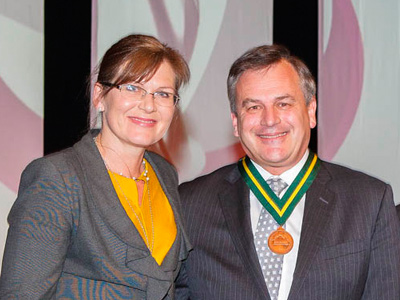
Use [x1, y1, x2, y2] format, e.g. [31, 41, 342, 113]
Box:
[268, 226, 294, 254]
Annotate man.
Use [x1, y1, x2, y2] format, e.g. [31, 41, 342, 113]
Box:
[176, 45, 400, 300]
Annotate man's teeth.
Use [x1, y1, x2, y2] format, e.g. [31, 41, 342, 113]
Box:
[259, 132, 286, 138]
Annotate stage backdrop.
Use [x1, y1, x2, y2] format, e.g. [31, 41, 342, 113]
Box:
[1, 0, 398, 273]
[92, 0, 273, 182]
[0, 0, 44, 269]
[319, 0, 400, 204]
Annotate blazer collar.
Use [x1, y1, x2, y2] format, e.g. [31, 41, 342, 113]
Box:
[288, 162, 335, 299]
[219, 165, 271, 299]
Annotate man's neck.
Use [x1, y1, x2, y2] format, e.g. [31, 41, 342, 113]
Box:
[252, 150, 310, 186]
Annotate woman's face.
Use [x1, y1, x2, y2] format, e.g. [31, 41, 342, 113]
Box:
[94, 61, 177, 153]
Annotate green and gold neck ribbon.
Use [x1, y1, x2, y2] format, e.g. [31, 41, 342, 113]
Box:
[238, 152, 321, 225]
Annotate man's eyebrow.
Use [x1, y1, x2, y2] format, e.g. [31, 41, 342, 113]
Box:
[241, 98, 262, 107]
[275, 94, 295, 101]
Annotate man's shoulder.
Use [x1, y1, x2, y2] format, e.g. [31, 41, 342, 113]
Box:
[320, 160, 389, 188]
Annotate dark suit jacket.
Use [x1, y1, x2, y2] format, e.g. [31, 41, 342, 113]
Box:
[0, 131, 191, 299]
[397, 205, 400, 220]
[176, 160, 400, 300]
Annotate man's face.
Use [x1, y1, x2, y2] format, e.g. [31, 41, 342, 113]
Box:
[231, 60, 317, 175]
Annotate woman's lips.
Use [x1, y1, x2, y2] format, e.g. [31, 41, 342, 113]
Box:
[129, 116, 156, 126]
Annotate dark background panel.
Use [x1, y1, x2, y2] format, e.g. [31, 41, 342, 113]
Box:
[44, 1, 92, 155]
[273, 0, 318, 153]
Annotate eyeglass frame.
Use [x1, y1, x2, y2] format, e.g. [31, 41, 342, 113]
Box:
[99, 82, 180, 106]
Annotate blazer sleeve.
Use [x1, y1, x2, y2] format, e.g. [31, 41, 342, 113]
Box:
[0, 157, 77, 299]
[362, 184, 400, 299]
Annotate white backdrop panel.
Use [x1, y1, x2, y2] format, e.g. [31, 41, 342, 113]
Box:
[319, 0, 399, 204]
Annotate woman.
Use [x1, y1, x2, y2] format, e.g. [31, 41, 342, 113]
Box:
[0, 34, 191, 299]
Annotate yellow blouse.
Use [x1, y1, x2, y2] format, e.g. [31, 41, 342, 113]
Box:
[108, 159, 177, 265]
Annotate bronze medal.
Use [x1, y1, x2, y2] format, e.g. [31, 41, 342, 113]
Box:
[268, 226, 294, 255]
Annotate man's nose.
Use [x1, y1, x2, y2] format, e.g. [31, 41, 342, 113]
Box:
[261, 107, 280, 126]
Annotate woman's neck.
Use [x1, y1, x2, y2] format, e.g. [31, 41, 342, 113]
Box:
[94, 133, 146, 179]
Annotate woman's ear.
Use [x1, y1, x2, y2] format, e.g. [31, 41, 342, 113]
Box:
[92, 82, 104, 111]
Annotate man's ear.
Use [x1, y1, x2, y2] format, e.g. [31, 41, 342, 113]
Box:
[308, 97, 317, 129]
[231, 112, 239, 137]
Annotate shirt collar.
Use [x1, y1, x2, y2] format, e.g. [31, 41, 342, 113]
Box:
[252, 149, 310, 186]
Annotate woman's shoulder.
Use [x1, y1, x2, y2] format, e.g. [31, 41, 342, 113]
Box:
[25, 131, 95, 176]
[24, 146, 78, 178]
[19, 132, 95, 194]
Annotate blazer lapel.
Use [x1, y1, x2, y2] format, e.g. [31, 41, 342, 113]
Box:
[145, 152, 192, 273]
[218, 166, 271, 299]
[73, 131, 149, 254]
[288, 163, 335, 299]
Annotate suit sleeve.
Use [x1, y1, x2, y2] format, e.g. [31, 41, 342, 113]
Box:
[362, 184, 400, 299]
[0, 158, 75, 299]
[175, 260, 190, 300]
[397, 204, 400, 221]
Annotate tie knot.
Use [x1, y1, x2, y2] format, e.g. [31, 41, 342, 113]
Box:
[266, 177, 288, 196]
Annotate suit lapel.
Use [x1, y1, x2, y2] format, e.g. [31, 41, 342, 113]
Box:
[288, 163, 335, 299]
[218, 166, 271, 299]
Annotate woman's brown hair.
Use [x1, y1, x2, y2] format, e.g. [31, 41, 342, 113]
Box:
[95, 34, 190, 96]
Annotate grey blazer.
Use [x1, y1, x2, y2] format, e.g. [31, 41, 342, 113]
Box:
[176, 160, 400, 300]
[0, 131, 191, 299]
